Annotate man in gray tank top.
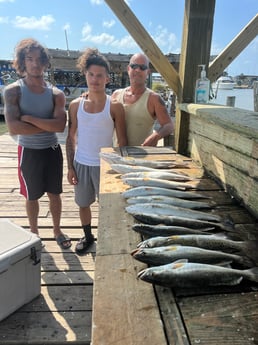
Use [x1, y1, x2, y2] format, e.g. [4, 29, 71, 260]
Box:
[4, 38, 71, 249]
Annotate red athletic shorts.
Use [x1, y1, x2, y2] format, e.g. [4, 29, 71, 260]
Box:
[18, 144, 63, 200]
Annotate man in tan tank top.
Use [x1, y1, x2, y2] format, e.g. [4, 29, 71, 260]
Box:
[112, 53, 174, 146]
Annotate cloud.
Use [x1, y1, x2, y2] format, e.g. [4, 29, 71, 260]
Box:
[80, 22, 178, 54]
[103, 19, 115, 29]
[151, 25, 177, 53]
[81, 22, 138, 52]
[63, 23, 71, 32]
[0, 0, 14, 2]
[12, 14, 55, 30]
[90, 0, 104, 4]
[0, 16, 9, 24]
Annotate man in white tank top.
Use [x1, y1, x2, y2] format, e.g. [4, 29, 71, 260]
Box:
[66, 48, 127, 255]
[112, 53, 174, 146]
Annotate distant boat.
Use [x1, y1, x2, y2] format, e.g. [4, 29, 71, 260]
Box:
[214, 76, 236, 90]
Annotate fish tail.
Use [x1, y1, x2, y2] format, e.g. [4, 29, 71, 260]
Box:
[218, 216, 235, 232]
[245, 267, 258, 283]
[243, 240, 258, 265]
[238, 255, 256, 268]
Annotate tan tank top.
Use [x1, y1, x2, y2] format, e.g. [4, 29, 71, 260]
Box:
[117, 88, 154, 146]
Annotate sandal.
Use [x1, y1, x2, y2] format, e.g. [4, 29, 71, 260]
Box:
[56, 234, 72, 249]
[75, 235, 94, 255]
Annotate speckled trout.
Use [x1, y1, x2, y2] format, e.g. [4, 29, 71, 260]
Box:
[138, 234, 258, 259]
[100, 152, 185, 168]
[122, 186, 209, 199]
[132, 223, 215, 237]
[126, 195, 213, 209]
[131, 245, 253, 267]
[125, 203, 221, 222]
[130, 212, 234, 232]
[122, 177, 196, 190]
[111, 164, 181, 174]
[138, 261, 258, 288]
[122, 171, 192, 181]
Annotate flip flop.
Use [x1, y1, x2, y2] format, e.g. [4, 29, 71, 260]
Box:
[56, 234, 72, 249]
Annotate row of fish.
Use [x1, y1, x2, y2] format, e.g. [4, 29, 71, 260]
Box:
[103, 151, 258, 289]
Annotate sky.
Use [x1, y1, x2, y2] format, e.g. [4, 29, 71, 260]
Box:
[0, 0, 257, 76]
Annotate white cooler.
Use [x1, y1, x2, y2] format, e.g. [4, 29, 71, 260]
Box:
[0, 219, 42, 321]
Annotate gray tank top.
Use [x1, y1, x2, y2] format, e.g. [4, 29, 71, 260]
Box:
[18, 78, 58, 149]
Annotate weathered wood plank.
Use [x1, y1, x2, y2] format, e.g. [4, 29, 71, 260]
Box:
[41, 271, 94, 285]
[92, 254, 168, 345]
[155, 285, 190, 345]
[0, 311, 92, 344]
[178, 292, 258, 345]
[188, 122, 258, 178]
[180, 103, 258, 218]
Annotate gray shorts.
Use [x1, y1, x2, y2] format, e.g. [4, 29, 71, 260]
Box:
[73, 161, 100, 207]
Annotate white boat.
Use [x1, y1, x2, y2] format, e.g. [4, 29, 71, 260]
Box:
[214, 76, 236, 90]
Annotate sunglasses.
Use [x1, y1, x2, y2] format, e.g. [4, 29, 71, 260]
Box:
[129, 63, 148, 71]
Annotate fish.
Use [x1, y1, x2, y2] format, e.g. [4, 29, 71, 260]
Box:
[132, 223, 216, 237]
[122, 186, 209, 199]
[137, 260, 258, 288]
[131, 245, 253, 267]
[100, 152, 183, 169]
[111, 164, 178, 174]
[121, 171, 192, 181]
[125, 203, 221, 222]
[122, 177, 196, 190]
[130, 212, 234, 232]
[138, 234, 258, 260]
[126, 195, 213, 209]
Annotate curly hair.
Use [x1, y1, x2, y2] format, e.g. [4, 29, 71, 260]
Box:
[12, 38, 50, 75]
[77, 48, 110, 74]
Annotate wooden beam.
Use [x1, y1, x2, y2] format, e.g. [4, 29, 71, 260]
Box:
[175, 0, 215, 154]
[104, 0, 181, 97]
[209, 14, 258, 82]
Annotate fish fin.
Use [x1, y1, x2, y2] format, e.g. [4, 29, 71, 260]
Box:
[213, 261, 233, 267]
[212, 277, 243, 286]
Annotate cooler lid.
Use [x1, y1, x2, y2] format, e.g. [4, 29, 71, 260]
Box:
[0, 219, 41, 273]
[0, 219, 33, 255]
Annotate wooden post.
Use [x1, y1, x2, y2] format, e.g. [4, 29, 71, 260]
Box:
[226, 96, 236, 107]
[254, 81, 258, 112]
[175, 0, 215, 154]
[104, 0, 181, 98]
[209, 14, 258, 82]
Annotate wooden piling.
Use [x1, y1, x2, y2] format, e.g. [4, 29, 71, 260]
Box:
[226, 96, 235, 107]
[253, 81, 258, 112]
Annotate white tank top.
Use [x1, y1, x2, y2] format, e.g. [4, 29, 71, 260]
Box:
[75, 96, 114, 166]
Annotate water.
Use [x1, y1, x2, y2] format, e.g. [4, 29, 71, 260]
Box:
[209, 88, 255, 111]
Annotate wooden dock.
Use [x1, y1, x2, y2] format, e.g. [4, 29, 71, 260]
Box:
[1, 131, 258, 345]
[93, 146, 258, 345]
[0, 131, 96, 344]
